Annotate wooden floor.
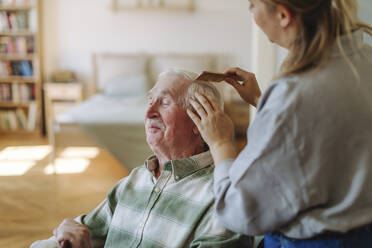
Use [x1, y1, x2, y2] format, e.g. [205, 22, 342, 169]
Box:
[0, 134, 128, 247]
[0, 132, 247, 247]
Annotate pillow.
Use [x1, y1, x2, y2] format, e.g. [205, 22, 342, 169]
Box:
[95, 54, 147, 91]
[103, 74, 149, 97]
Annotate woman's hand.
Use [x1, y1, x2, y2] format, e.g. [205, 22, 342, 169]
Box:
[224, 67, 262, 107]
[187, 93, 237, 165]
[53, 218, 92, 248]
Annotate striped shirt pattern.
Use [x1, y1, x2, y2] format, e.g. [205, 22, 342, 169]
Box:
[77, 151, 252, 247]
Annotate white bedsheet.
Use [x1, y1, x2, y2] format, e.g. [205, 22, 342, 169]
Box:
[56, 94, 153, 171]
[57, 94, 147, 124]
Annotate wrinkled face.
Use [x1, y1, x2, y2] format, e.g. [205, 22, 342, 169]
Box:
[249, 0, 282, 45]
[145, 75, 195, 151]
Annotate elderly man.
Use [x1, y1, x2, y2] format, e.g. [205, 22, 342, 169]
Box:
[31, 70, 253, 248]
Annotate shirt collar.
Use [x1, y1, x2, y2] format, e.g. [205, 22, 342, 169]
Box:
[330, 29, 364, 58]
[145, 151, 213, 181]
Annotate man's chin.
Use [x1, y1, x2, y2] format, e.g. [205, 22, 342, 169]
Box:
[146, 135, 163, 148]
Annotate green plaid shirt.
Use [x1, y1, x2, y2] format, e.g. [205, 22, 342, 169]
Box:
[31, 151, 252, 248]
[78, 151, 252, 248]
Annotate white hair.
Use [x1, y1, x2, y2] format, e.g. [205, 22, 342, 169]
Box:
[158, 69, 224, 110]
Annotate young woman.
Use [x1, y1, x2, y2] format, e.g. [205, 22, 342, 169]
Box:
[187, 0, 372, 247]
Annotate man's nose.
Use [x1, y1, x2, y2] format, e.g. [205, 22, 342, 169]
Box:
[146, 102, 159, 119]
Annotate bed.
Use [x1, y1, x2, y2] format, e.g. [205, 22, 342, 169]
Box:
[51, 53, 232, 171]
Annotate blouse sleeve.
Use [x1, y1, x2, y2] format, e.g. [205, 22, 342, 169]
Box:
[213, 81, 309, 236]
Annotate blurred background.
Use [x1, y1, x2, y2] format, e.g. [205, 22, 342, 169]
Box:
[0, 0, 371, 246]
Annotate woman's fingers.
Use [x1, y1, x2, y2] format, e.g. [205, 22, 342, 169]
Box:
[225, 78, 241, 89]
[225, 67, 254, 81]
[224, 67, 245, 80]
[224, 67, 241, 75]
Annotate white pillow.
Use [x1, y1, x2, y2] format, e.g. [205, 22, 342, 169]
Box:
[95, 54, 147, 91]
[103, 74, 148, 97]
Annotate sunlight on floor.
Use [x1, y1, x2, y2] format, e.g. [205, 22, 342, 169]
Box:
[0, 161, 36, 176]
[44, 146, 100, 175]
[0, 146, 52, 160]
[0, 145, 100, 176]
[0, 146, 51, 176]
[44, 158, 90, 174]
[60, 147, 99, 158]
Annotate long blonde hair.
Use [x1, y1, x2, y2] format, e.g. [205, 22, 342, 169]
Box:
[261, 0, 372, 79]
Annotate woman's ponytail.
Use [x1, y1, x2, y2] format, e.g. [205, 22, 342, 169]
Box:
[262, 0, 372, 79]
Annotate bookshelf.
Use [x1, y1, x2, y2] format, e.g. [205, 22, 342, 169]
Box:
[0, 0, 42, 134]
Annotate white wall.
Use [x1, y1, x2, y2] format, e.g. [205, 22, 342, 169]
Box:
[42, 0, 254, 97]
[358, 0, 372, 43]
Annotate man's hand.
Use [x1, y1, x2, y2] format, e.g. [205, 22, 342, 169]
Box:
[53, 218, 92, 248]
[187, 93, 237, 165]
[224, 67, 262, 107]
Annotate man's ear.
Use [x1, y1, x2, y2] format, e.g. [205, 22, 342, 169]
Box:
[276, 5, 292, 28]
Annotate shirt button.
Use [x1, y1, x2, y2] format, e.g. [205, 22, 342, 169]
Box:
[154, 187, 160, 193]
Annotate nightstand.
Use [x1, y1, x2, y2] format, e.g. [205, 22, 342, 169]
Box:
[44, 82, 83, 170]
[44, 82, 83, 117]
[44, 82, 83, 136]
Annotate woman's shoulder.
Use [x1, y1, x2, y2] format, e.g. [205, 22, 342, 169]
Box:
[257, 76, 302, 112]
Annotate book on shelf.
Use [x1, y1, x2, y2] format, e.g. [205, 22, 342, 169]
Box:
[8, 109, 16, 129]
[10, 82, 18, 101]
[0, 106, 37, 131]
[0, 0, 31, 6]
[0, 83, 35, 102]
[0, 11, 29, 31]
[0, 36, 34, 54]
[26, 99, 35, 130]
[0, 60, 33, 76]
[15, 107, 26, 128]
[11, 60, 32, 76]
[0, 12, 8, 31]
[0, 109, 17, 130]
[18, 60, 32, 75]
[0, 83, 11, 100]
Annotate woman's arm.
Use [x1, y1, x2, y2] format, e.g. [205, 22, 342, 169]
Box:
[188, 80, 307, 235]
